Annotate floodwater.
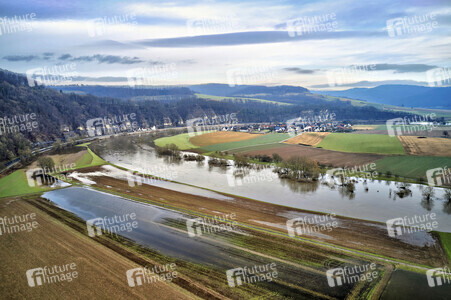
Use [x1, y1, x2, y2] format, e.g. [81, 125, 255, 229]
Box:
[96, 142, 451, 233]
[42, 187, 349, 298]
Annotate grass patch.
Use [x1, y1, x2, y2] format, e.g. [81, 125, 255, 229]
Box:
[74, 148, 106, 168]
[316, 133, 405, 155]
[201, 133, 290, 152]
[0, 170, 51, 198]
[374, 156, 451, 180]
[438, 232, 451, 264]
[75, 144, 107, 168]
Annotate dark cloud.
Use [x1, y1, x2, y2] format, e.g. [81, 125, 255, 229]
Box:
[42, 52, 54, 60]
[3, 55, 39, 62]
[284, 67, 316, 74]
[59, 54, 73, 60]
[58, 54, 143, 64]
[372, 63, 437, 73]
[133, 30, 385, 48]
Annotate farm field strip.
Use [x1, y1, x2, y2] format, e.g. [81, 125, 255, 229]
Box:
[190, 131, 260, 147]
[374, 156, 451, 180]
[195, 93, 292, 106]
[316, 133, 406, 155]
[201, 133, 291, 152]
[284, 132, 330, 146]
[154, 131, 212, 150]
[398, 136, 451, 157]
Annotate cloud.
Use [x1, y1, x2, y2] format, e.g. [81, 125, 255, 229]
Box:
[42, 52, 54, 60]
[59, 54, 72, 60]
[3, 55, 39, 62]
[372, 63, 438, 73]
[70, 76, 129, 82]
[134, 30, 385, 48]
[284, 67, 316, 74]
[58, 54, 144, 64]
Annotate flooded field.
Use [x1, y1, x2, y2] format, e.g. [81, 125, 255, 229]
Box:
[42, 187, 353, 298]
[94, 140, 451, 232]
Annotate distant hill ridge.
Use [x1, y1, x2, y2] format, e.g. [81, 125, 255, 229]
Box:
[316, 84, 451, 109]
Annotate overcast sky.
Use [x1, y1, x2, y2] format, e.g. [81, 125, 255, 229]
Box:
[0, 0, 450, 89]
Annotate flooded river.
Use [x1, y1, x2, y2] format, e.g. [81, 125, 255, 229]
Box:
[95, 142, 451, 233]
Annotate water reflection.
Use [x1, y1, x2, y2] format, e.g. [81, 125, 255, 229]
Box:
[93, 136, 451, 232]
[280, 178, 320, 193]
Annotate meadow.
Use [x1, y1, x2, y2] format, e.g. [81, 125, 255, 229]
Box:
[201, 133, 290, 152]
[190, 131, 259, 147]
[316, 133, 406, 155]
[374, 156, 451, 180]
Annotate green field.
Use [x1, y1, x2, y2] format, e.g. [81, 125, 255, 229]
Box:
[438, 232, 451, 263]
[374, 156, 451, 180]
[0, 170, 52, 198]
[201, 133, 290, 152]
[195, 93, 291, 106]
[154, 131, 212, 150]
[316, 133, 406, 155]
[75, 146, 107, 168]
[229, 142, 291, 154]
[0, 146, 106, 198]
